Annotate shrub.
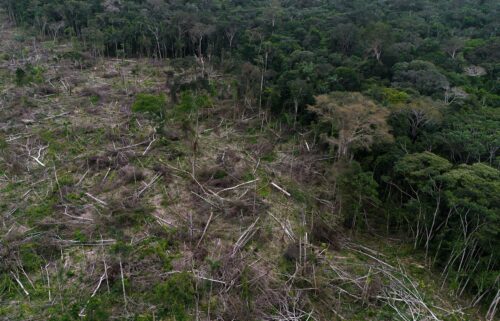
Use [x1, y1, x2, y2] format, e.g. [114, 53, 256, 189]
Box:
[15, 68, 26, 86]
[172, 91, 212, 119]
[110, 241, 134, 257]
[108, 205, 153, 228]
[19, 243, 44, 272]
[132, 93, 166, 117]
[15, 64, 45, 86]
[153, 272, 195, 321]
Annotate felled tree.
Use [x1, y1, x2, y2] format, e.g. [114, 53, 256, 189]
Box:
[308, 92, 392, 161]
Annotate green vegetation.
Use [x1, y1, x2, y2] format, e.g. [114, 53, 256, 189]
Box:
[132, 93, 166, 117]
[14, 64, 44, 86]
[153, 273, 195, 321]
[0, 0, 498, 320]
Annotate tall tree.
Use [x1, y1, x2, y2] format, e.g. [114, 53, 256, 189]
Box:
[364, 22, 392, 62]
[393, 97, 443, 143]
[308, 92, 392, 161]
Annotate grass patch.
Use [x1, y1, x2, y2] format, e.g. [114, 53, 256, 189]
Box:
[89, 95, 99, 104]
[0, 136, 7, 150]
[19, 243, 44, 272]
[261, 151, 277, 162]
[25, 197, 57, 224]
[257, 178, 271, 197]
[138, 238, 173, 270]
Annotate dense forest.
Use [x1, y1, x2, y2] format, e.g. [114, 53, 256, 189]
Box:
[0, 0, 499, 320]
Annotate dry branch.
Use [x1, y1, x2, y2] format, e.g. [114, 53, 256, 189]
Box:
[269, 211, 295, 241]
[79, 271, 108, 317]
[85, 193, 108, 206]
[271, 182, 291, 197]
[10, 271, 29, 296]
[196, 210, 214, 248]
[215, 178, 259, 195]
[136, 172, 162, 197]
[232, 217, 260, 256]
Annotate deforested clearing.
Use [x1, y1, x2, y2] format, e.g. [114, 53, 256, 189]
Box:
[0, 1, 499, 320]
